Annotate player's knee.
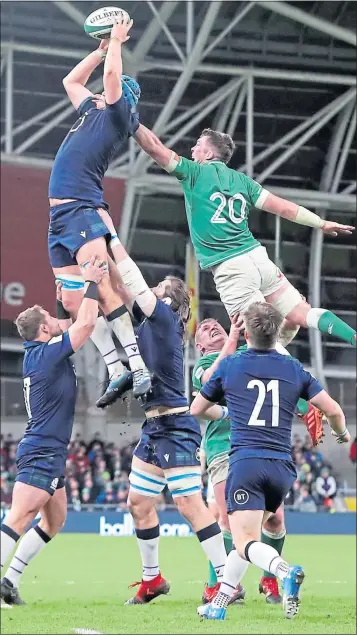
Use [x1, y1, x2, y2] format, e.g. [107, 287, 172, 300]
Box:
[264, 508, 285, 534]
[127, 493, 152, 521]
[174, 493, 203, 520]
[286, 300, 311, 328]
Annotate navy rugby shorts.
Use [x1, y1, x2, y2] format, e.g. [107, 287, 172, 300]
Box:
[48, 201, 110, 268]
[16, 443, 66, 496]
[226, 456, 296, 514]
[134, 413, 201, 470]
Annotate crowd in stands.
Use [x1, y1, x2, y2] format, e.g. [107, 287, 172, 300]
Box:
[0, 431, 351, 513]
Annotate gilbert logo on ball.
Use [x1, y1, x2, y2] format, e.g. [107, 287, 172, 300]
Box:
[84, 7, 130, 40]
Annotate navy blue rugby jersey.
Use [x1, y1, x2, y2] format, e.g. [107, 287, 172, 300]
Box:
[21, 331, 77, 451]
[132, 300, 189, 411]
[200, 349, 323, 461]
[49, 95, 139, 208]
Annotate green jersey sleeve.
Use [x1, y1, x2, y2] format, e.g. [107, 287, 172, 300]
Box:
[192, 356, 215, 391]
[171, 156, 201, 187]
[238, 172, 265, 206]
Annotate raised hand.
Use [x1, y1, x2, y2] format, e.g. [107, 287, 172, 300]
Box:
[228, 312, 244, 342]
[110, 16, 133, 44]
[322, 220, 355, 236]
[83, 255, 106, 284]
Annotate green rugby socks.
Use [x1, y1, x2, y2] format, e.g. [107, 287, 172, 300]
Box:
[307, 308, 356, 346]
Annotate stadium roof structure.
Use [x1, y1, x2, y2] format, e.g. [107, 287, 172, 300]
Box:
[1, 0, 356, 387]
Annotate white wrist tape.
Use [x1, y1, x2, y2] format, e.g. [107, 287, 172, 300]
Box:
[221, 406, 229, 420]
[110, 235, 121, 248]
[163, 151, 180, 173]
[294, 206, 325, 229]
[116, 257, 154, 310]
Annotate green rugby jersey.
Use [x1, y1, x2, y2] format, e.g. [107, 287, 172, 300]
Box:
[192, 344, 248, 466]
[170, 158, 264, 269]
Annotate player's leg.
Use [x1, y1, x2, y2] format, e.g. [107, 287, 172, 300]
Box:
[49, 205, 150, 398]
[256, 247, 356, 346]
[204, 477, 221, 596]
[53, 265, 127, 396]
[0, 482, 51, 605]
[212, 251, 266, 319]
[125, 451, 170, 605]
[198, 458, 302, 620]
[155, 418, 227, 586]
[203, 458, 245, 605]
[49, 230, 129, 404]
[2, 484, 67, 596]
[259, 503, 285, 604]
[77, 237, 151, 398]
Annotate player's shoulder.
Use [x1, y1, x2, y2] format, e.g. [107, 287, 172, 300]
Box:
[193, 352, 218, 375]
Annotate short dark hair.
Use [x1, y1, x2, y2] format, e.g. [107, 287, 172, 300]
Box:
[194, 318, 217, 345]
[243, 302, 283, 350]
[15, 305, 46, 341]
[165, 276, 191, 326]
[200, 128, 235, 164]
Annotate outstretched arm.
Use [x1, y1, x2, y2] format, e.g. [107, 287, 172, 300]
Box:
[257, 192, 355, 237]
[103, 18, 132, 104]
[63, 40, 108, 110]
[134, 123, 173, 167]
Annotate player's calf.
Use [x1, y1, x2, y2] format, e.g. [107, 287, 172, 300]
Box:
[173, 491, 227, 586]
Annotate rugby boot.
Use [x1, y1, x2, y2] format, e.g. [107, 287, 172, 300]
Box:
[96, 369, 133, 408]
[201, 583, 220, 604]
[228, 583, 246, 605]
[132, 367, 152, 400]
[125, 574, 170, 605]
[197, 602, 226, 620]
[0, 578, 26, 606]
[282, 565, 305, 619]
[259, 576, 282, 604]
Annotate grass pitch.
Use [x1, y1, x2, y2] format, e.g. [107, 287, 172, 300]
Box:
[1, 534, 355, 634]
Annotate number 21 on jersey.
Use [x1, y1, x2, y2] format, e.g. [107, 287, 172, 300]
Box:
[247, 379, 279, 427]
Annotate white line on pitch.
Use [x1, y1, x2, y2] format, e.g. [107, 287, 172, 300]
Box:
[73, 629, 104, 634]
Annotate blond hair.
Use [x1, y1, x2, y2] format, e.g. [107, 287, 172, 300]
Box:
[15, 305, 46, 341]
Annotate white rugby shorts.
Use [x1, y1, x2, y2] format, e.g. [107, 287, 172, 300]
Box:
[212, 246, 302, 317]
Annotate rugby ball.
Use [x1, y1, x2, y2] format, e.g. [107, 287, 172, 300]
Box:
[84, 6, 130, 40]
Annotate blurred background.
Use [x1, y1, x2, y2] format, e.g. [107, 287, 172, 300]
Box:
[1, 1, 356, 517]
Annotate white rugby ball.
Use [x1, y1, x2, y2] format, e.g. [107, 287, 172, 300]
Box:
[84, 6, 130, 40]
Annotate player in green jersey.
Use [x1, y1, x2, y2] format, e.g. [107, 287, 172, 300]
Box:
[192, 315, 324, 604]
[134, 125, 356, 348]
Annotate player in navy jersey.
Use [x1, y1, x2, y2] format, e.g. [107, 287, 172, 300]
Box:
[0, 258, 104, 605]
[48, 18, 150, 406]
[194, 315, 324, 605]
[191, 302, 350, 621]
[97, 208, 229, 605]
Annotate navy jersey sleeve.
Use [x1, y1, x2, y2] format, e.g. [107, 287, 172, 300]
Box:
[106, 96, 139, 135]
[200, 358, 227, 403]
[298, 365, 323, 401]
[41, 332, 74, 369]
[77, 96, 97, 116]
[148, 299, 175, 327]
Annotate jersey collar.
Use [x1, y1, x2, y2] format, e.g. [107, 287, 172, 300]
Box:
[23, 340, 43, 349]
[205, 160, 225, 165]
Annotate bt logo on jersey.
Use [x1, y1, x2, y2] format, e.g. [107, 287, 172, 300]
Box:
[233, 489, 250, 505]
